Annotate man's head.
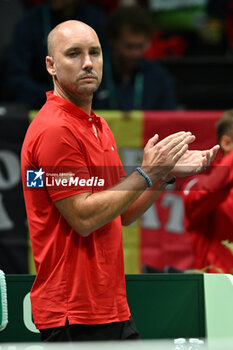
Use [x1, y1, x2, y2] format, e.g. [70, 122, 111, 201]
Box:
[46, 20, 103, 98]
[106, 6, 154, 71]
[216, 110, 233, 155]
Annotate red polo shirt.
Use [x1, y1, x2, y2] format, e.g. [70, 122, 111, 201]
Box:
[21, 91, 130, 329]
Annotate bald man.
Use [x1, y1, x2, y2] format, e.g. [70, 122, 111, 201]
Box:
[21, 20, 219, 341]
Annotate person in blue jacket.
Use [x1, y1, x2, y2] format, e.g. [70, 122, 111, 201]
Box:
[93, 5, 177, 111]
[8, 0, 105, 109]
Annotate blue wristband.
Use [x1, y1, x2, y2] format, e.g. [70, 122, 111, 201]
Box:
[136, 167, 152, 188]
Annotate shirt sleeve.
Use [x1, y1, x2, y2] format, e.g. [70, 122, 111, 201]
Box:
[183, 152, 233, 227]
[35, 124, 91, 202]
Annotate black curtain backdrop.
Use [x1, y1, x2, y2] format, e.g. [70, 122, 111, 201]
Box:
[0, 105, 29, 273]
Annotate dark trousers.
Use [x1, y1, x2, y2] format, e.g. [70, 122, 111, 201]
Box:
[40, 317, 140, 342]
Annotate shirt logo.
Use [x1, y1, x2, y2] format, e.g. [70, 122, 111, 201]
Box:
[26, 168, 45, 187]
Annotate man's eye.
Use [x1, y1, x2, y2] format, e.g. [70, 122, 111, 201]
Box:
[68, 52, 78, 57]
[90, 50, 99, 56]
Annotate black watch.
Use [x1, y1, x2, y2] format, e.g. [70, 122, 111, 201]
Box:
[165, 176, 176, 185]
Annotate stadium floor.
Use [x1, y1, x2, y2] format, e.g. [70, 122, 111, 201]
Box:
[1, 339, 233, 350]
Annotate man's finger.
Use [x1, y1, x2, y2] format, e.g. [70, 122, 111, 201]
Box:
[155, 132, 194, 153]
[210, 145, 220, 161]
[202, 145, 220, 165]
[152, 131, 187, 150]
[169, 134, 195, 158]
[145, 134, 159, 149]
[173, 143, 189, 163]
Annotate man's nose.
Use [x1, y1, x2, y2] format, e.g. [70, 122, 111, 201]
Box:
[82, 54, 93, 70]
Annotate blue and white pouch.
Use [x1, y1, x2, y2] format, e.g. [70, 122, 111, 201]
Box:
[0, 270, 8, 331]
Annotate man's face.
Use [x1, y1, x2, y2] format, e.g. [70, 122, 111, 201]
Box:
[112, 27, 150, 70]
[48, 23, 103, 97]
[220, 131, 233, 155]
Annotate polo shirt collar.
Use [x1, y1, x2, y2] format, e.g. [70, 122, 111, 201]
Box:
[46, 91, 99, 121]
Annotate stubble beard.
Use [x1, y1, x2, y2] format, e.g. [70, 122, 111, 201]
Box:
[76, 80, 100, 96]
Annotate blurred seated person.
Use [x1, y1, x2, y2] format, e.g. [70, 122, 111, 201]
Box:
[196, 0, 229, 55]
[92, 5, 177, 111]
[8, 0, 105, 109]
[183, 110, 233, 274]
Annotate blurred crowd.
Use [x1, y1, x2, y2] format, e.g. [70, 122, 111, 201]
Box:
[1, 0, 233, 110]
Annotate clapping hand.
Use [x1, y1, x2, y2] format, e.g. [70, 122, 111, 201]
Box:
[171, 145, 220, 177]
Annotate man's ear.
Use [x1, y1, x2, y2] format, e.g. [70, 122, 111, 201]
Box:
[46, 56, 56, 76]
[220, 134, 233, 155]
